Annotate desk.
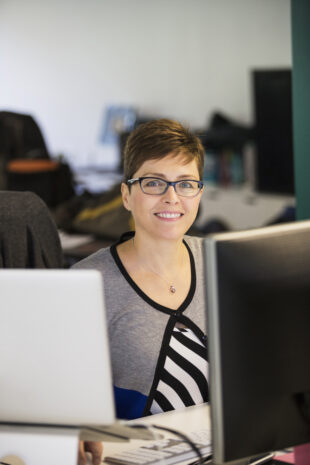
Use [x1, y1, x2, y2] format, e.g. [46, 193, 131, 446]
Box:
[0, 406, 209, 465]
[196, 186, 295, 231]
[100, 405, 294, 465]
[101, 404, 211, 464]
[0, 407, 298, 465]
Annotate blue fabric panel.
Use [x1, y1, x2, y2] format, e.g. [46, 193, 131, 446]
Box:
[114, 385, 148, 420]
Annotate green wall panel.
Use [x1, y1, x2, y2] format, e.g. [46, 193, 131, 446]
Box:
[291, 0, 310, 220]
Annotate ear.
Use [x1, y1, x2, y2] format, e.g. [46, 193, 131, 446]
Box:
[121, 182, 131, 211]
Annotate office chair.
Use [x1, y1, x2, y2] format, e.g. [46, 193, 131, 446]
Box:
[0, 190, 64, 268]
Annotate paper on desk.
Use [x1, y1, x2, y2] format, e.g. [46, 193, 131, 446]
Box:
[58, 231, 94, 250]
[273, 451, 295, 463]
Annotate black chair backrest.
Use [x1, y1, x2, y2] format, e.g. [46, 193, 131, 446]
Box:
[0, 190, 64, 268]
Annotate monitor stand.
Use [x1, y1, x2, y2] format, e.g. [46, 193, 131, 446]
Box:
[0, 424, 80, 465]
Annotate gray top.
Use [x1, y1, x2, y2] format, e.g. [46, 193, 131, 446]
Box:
[73, 234, 207, 419]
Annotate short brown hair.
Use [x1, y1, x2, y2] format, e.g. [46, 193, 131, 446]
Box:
[123, 119, 204, 181]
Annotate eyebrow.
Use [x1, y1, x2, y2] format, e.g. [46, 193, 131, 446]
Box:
[141, 172, 199, 180]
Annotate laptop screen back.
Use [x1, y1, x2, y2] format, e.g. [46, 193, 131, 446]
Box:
[0, 269, 115, 427]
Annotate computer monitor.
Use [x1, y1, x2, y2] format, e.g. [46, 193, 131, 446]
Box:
[204, 221, 310, 465]
[252, 69, 294, 195]
[0, 269, 115, 429]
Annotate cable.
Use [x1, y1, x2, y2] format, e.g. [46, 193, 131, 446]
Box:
[128, 423, 168, 465]
[127, 422, 207, 465]
[150, 424, 204, 464]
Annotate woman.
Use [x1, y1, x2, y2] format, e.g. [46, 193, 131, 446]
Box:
[74, 119, 208, 422]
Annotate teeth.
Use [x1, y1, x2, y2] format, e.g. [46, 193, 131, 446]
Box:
[156, 213, 181, 218]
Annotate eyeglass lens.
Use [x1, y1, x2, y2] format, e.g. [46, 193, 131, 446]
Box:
[140, 178, 201, 196]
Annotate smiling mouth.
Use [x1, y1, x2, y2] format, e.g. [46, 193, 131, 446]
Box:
[155, 212, 183, 219]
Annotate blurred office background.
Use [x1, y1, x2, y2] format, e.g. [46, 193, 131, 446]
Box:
[0, 0, 291, 166]
[0, 0, 295, 258]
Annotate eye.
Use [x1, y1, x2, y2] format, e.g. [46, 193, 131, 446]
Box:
[178, 180, 196, 189]
[144, 178, 165, 187]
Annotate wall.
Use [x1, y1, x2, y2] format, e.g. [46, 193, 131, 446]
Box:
[0, 0, 291, 167]
[291, 0, 310, 220]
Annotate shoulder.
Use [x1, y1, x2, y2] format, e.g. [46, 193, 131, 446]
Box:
[72, 246, 113, 272]
[184, 235, 204, 256]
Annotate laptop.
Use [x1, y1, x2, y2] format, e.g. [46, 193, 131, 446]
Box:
[0, 269, 115, 433]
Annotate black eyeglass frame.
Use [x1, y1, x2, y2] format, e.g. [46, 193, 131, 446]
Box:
[126, 176, 204, 197]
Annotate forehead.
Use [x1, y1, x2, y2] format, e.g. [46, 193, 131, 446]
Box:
[135, 153, 200, 178]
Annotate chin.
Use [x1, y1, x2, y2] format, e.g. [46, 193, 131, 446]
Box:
[151, 225, 191, 242]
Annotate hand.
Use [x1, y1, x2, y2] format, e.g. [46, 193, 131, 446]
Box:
[78, 440, 103, 465]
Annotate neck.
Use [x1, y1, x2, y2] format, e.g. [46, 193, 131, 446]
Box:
[132, 232, 186, 274]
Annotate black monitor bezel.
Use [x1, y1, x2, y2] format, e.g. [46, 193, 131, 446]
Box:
[205, 221, 310, 464]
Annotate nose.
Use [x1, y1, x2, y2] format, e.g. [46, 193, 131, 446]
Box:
[162, 185, 179, 204]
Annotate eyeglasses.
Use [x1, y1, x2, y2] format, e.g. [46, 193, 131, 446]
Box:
[127, 177, 204, 197]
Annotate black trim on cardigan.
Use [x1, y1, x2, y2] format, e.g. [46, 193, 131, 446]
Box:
[177, 314, 208, 354]
[142, 316, 176, 415]
[142, 315, 208, 416]
[110, 233, 196, 316]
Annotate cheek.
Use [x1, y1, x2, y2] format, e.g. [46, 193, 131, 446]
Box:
[129, 193, 150, 216]
[185, 200, 201, 222]
[186, 198, 201, 213]
[124, 189, 148, 213]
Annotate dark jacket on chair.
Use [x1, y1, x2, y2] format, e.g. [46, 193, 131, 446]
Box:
[0, 191, 64, 268]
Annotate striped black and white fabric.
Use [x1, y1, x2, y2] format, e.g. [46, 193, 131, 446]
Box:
[148, 327, 209, 415]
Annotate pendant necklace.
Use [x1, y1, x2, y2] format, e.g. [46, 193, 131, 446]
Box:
[132, 238, 183, 294]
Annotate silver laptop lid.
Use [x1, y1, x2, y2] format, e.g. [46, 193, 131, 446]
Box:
[0, 269, 115, 427]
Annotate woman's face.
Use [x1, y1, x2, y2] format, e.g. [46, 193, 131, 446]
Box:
[121, 153, 203, 242]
